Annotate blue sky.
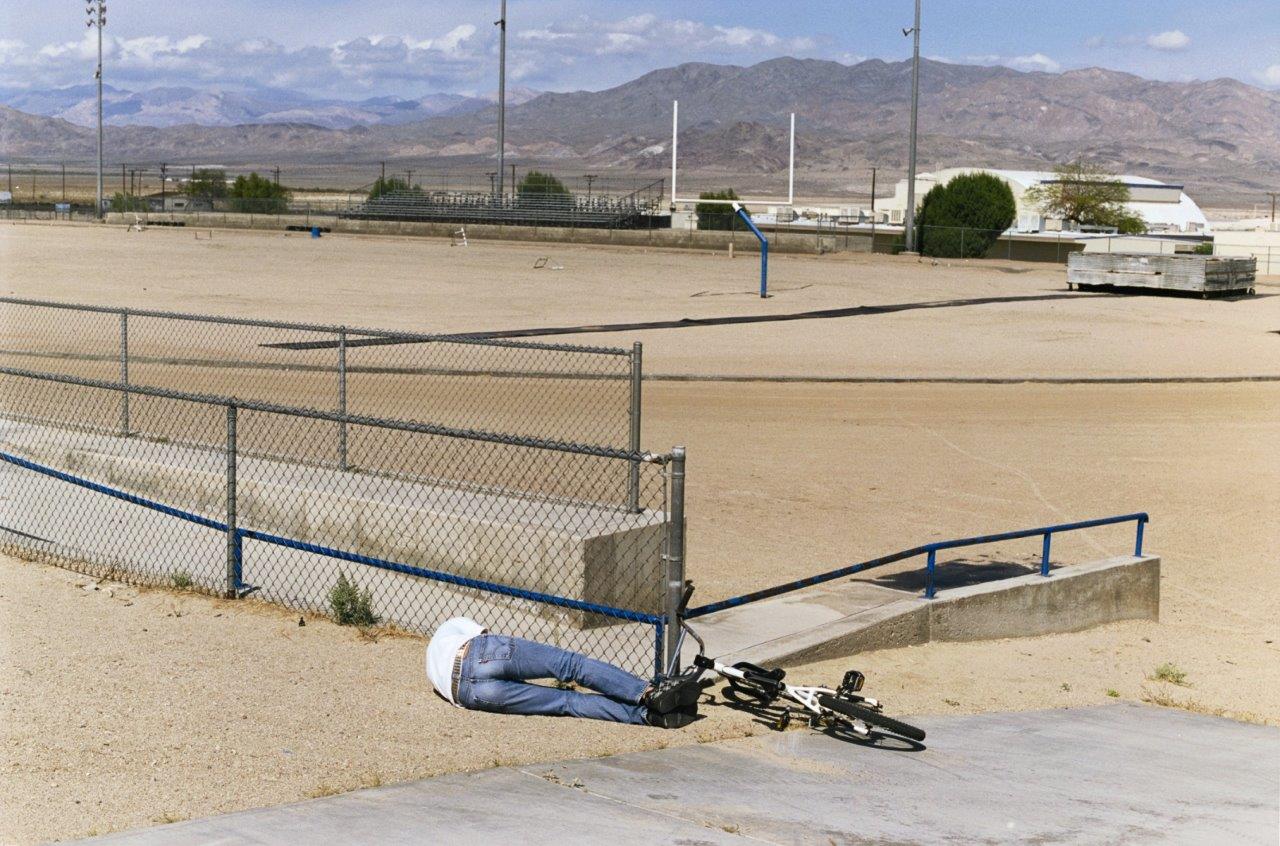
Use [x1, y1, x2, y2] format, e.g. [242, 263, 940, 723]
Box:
[2, 0, 1278, 97]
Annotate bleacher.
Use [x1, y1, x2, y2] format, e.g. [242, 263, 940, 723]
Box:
[340, 186, 663, 230]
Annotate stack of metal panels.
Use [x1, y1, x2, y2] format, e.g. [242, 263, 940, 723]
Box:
[1067, 253, 1256, 296]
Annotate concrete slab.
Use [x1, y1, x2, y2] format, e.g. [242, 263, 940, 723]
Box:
[688, 555, 1160, 667]
[73, 704, 1279, 845]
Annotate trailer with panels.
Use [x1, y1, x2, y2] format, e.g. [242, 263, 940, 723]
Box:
[1067, 253, 1256, 297]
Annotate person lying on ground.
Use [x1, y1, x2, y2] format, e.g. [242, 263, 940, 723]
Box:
[426, 617, 700, 728]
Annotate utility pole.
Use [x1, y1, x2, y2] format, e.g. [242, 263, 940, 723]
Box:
[88, 0, 107, 218]
[870, 167, 878, 247]
[62, 163, 67, 202]
[273, 166, 280, 187]
[405, 169, 414, 189]
[902, 0, 922, 253]
[487, 172, 497, 196]
[1268, 192, 1278, 228]
[160, 163, 167, 204]
[495, 0, 507, 199]
[510, 163, 516, 198]
[585, 174, 598, 199]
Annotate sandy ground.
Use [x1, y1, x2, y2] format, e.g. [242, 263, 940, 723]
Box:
[3, 223, 1278, 380]
[2, 222, 1279, 842]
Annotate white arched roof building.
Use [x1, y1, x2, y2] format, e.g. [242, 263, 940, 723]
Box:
[886, 168, 1210, 235]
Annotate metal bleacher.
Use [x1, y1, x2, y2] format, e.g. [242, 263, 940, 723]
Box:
[341, 182, 666, 230]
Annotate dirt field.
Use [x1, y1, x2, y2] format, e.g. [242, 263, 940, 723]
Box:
[2, 222, 1279, 843]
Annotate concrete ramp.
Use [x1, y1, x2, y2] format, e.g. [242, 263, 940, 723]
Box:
[690, 555, 1160, 666]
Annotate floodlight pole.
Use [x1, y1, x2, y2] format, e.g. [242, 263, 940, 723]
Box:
[495, 0, 507, 199]
[903, 0, 922, 253]
[88, 0, 107, 219]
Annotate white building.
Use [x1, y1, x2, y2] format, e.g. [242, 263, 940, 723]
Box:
[882, 168, 1210, 235]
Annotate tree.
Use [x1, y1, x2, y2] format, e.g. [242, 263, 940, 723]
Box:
[696, 190, 745, 231]
[915, 172, 1017, 258]
[1024, 162, 1146, 234]
[368, 176, 411, 201]
[516, 171, 570, 206]
[185, 169, 228, 199]
[227, 172, 291, 214]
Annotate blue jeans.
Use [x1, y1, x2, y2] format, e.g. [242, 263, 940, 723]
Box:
[455, 635, 649, 725]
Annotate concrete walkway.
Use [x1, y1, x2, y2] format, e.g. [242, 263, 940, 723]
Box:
[77, 703, 1278, 845]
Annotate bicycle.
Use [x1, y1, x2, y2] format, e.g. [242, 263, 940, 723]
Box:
[674, 584, 926, 743]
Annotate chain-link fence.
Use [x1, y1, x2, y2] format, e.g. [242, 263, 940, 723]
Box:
[0, 365, 679, 677]
[0, 298, 644, 506]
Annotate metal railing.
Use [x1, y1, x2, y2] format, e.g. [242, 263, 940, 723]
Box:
[0, 297, 645, 508]
[0, 365, 683, 677]
[686, 513, 1149, 618]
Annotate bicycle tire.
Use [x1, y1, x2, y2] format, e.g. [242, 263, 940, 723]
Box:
[818, 694, 926, 742]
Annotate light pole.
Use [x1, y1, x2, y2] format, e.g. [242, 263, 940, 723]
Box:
[495, 0, 507, 199]
[87, 0, 107, 218]
[902, 0, 922, 253]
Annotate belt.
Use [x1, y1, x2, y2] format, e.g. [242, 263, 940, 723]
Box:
[450, 640, 470, 702]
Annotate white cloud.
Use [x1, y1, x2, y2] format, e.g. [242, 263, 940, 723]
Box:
[1258, 64, 1280, 86]
[1008, 53, 1061, 73]
[0, 13, 819, 98]
[962, 53, 1061, 74]
[1083, 35, 1105, 49]
[1146, 30, 1190, 51]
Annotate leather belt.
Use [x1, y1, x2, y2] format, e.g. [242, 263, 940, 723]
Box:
[450, 640, 470, 701]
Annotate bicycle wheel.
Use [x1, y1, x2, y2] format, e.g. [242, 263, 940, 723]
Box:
[818, 694, 926, 742]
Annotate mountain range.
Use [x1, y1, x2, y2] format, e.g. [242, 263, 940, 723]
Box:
[3, 58, 1278, 204]
[0, 84, 543, 129]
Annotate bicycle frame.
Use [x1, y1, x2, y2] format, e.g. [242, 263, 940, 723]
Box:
[694, 654, 879, 737]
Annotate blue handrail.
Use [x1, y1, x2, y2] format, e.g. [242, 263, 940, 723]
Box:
[686, 512, 1149, 618]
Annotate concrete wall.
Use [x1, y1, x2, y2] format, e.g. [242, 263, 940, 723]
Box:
[104, 211, 1084, 263]
[733, 555, 1160, 666]
[6, 422, 666, 626]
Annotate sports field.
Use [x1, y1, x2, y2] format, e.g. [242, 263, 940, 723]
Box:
[2, 222, 1278, 842]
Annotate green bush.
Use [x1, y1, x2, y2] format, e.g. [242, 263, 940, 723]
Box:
[696, 190, 744, 231]
[186, 169, 229, 199]
[109, 192, 148, 212]
[1192, 242, 1214, 255]
[368, 176, 411, 201]
[916, 172, 1017, 258]
[328, 570, 379, 627]
[227, 172, 291, 214]
[516, 171, 571, 208]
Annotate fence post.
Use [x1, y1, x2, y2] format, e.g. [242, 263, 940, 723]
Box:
[627, 342, 643, 512]
[1041, 532, 1052, 577]
[225, 403, 240, 598]
[925, 549, 937, 599]
[337, 327, 348, 471]
[664, 446, 686, 675]
[1135, 518, 1146, 557]
[118, 310, 130, 435]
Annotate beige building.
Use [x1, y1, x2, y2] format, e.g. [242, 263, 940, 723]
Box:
[882, 168, 1210, 235]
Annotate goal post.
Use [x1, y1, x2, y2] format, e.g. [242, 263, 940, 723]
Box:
[670, 100, 795, 298]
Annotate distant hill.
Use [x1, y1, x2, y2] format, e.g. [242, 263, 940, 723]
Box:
[0, 84, 543, 130]
[3, 58, 1277, 203]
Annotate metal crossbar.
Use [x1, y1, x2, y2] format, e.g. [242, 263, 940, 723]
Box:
[687, 513, 1149, 618]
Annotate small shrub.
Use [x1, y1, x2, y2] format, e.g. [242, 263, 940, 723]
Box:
[1192, 242, 1214, 255]
[171, 571, 193, 590]
[1105, 689, 1120, 698]
[1150, 663, 1188, 686]
[328, 570, 379, 627]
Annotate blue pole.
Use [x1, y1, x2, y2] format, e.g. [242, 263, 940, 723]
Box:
[925, 549, 937, 599]
[1041, 532, 1052, 577]
[1135, 518, 1146, 556]
[735, 206, 769, 298]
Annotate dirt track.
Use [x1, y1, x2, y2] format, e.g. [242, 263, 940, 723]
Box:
[2, 223, 1278, 843]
